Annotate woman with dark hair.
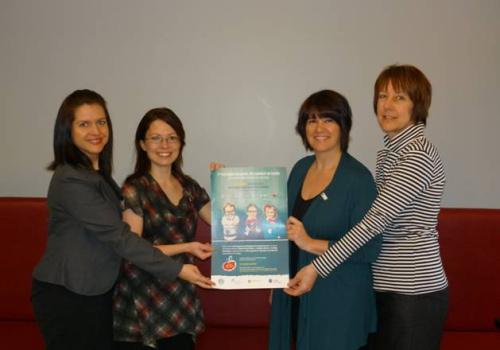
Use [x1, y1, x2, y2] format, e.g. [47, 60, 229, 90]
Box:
[31, 91, 213, 350]
[285, 65, 449, 350]
[113, 108, 215, 350]
[269, 90, 382, 350]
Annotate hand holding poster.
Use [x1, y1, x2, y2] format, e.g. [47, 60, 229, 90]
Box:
[210, 167, 289, 289]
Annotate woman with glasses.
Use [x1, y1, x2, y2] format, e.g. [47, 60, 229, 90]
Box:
[32, 91, 213, 350]
[113, 108, 215, 350]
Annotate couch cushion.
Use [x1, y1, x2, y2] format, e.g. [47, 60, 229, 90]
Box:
[439, 208, 500, 332]
[197, 327, 269, 350]
[0, 198, 48, 320]
[197, 288, 270, 327]
[441, 331, 500, 349]
[0, 320, 44, 349]
[195, 220, 271, 328]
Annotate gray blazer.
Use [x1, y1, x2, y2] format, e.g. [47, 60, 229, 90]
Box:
[33, 164, 182, 296]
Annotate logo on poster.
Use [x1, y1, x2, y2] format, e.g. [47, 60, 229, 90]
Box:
[222, 256, 237, 271]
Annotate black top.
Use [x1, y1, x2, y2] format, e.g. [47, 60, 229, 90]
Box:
[290, 191, 317, 343]
[292, 193, 316, 221]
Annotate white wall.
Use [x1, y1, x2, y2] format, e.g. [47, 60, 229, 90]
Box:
[1, 0, 499, 208]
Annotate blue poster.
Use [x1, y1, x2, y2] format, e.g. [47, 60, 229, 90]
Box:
[210, 167, 289, 289]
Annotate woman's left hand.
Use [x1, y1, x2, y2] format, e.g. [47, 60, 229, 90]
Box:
[286, 216, 312, 251]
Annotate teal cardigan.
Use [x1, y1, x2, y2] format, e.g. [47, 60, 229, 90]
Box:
[269, 153, 382, 350]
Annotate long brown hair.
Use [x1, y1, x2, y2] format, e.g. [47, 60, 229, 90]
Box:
[126, 107, 186, 183]
[48, 89, 113, 177]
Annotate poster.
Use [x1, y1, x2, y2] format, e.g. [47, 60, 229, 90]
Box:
[210, 167, 289, 289]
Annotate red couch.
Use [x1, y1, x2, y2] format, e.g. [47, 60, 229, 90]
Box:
[1, 197, 499, 349]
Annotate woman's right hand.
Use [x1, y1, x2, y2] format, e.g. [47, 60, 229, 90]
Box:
[284, 263, 318, 296]
[178, 264, 215, 289]
[210, 162, 226, 171]
[286, 216, 312, 251]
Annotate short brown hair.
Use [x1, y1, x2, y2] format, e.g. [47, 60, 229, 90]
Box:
[296, 90, 352, 152]
[373, 64, 432, 125]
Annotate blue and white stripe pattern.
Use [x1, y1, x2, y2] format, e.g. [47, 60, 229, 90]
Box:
[312, 123, 448, 295]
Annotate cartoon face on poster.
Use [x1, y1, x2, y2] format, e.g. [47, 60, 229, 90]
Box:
[211, 167, 289, 289]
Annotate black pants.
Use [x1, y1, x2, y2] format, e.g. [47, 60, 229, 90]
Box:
[31, 279, 114, 350]
[368, 288, 449, 350]
[114, 334, 195, 350]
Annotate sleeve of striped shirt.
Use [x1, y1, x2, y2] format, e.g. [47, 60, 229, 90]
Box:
[341, 172, 382, 264]
[312, 149, 434, 277]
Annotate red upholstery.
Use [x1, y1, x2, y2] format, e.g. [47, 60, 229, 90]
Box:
[1, 197, 498, 349]
[441, 331, 500, 349]
[438, 208, 500, 333]
[0, 321, 45, 349]
[0, 197, 48, 319]
[0, 197, 47, 349]
[197, 327, 269, 349]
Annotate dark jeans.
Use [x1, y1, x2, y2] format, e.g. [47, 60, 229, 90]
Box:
[368, 288, 449, 350]
[114, 334, 195, 350]
[31, 279, 114, 350]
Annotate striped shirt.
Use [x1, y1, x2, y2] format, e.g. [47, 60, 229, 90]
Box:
[312, 123, 448, 295]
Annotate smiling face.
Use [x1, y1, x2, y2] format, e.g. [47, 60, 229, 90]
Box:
[376, 80, 415, 139]
[140, 119, 180, 171]
[71, 104, 109, 169]
[264, 206, 277, 221]
[305, 115, 342, 156]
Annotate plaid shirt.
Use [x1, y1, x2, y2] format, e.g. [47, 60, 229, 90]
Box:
[113, 173, 210, 347]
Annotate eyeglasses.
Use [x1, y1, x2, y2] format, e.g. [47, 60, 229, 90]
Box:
[145, 135, 180, 145]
